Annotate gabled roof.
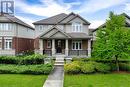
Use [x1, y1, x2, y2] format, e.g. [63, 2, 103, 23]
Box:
[93, 13, 130, 32]
[39, 26, 71, 39]
[33, 13, 68, 25]
[0, 13, 34, 30]
[33, 12, 90, 25]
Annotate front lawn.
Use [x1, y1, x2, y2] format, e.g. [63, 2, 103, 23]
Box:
[64, 73, 130, 87]
[0, 74, 47, 87]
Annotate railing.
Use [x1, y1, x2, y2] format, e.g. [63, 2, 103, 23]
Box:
[43, 50, 52, 56]
[68, 50, 88, 56]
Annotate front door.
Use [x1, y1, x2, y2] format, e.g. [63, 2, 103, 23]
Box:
[55, 40, 65, 53]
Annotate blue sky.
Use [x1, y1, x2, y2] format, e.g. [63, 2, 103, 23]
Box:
[13, 0, 130, 28]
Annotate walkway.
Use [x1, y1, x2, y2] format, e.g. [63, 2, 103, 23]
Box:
[43, 55, 64, 87]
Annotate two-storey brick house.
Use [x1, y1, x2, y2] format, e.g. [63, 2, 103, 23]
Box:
[0, 13, 34, 55]
[33, 12, 92, 57]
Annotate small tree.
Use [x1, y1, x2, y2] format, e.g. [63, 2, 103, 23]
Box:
[92, 12, 130, 71]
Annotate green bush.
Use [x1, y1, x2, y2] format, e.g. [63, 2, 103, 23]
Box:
[0, 64, 53, 75]
[119, 63, 130, 71]
[64, 61, 81, 74]
[0, 54, 46, 65]
[81, 61, 96, 74]
[95, 63, 111, 73]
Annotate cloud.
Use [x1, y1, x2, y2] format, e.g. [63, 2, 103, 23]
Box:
[77, 0, 127, 13]
[16, 16, 35, 27]
[89, 20, 105, 29]
[15, 0, 72, 17]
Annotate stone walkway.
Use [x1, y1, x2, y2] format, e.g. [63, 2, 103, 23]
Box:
[43, 55, 64, 87]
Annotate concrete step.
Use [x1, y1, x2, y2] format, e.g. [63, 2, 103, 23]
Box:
[54, 64, 64, 66]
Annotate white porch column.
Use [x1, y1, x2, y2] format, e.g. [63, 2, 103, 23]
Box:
[52, 39, 55, 56]
[39, 39, 43, 54]
[88, 39, 91, 57]
[65, 39, 69, 56]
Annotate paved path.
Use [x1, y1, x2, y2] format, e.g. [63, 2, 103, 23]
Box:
[43, 55, 64, 87]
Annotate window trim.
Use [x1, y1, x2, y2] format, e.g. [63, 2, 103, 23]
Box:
[72, 22, 83, 32]
[4, 39, 12, 50]
[72, 40, 82, 50]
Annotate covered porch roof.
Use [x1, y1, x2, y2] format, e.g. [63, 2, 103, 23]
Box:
[39, 26, 92, 39]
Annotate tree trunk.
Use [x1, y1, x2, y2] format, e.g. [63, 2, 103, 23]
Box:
[116, 57, 119, 71]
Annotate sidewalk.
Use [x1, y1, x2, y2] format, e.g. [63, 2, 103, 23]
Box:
[43, 55, 64, 87]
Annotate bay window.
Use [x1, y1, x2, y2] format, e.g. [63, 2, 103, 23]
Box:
[72, 40, 82, 50]
[72, 22, 82, 32]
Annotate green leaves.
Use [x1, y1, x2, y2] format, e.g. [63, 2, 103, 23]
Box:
[92, 12, 130, 60]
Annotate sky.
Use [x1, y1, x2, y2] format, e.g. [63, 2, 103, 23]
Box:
[11, 0, 130, 28]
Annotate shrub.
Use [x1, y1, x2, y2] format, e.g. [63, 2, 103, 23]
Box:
[95, 63, 111, 73]
[119, 63, 130, 71]
[0, 54, 46, 65]
[64, 61, 81, 74]
[0, 64, 53, 75]
[81, 62, 96, 74]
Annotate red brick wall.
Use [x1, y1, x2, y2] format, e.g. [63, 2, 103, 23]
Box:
[13, 37, 34, 54]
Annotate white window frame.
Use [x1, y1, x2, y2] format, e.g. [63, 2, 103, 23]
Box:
[0, 39, 2, 49]
[72, 22, 82, 32]
[72, 40, 82, 50]
[0, 23, 12, 31]
[4, 39, 12, 50]
[47, 40, 51, 48]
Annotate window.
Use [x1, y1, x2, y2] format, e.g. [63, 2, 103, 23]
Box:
[0, 23, 12, 31]
[72, 22, 82, 32]
[47, 40, 51, 48]
[39, 25, 44, 31]
[0, 39, 2, 49]
[72, 40, 82, 50]
[5, 39, 12, 49]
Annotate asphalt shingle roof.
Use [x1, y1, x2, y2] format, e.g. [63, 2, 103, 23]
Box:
[0, 13, 34, 30]
[33, 12, 90, 25]
[33, 13, 68, 25]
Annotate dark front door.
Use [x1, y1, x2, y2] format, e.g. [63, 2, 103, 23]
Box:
[55, 40, 65, 53]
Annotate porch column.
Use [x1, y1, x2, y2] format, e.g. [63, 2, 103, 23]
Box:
[88, 39, 91, 57]
[39, 39, 43, 54]
[52, 39, 55, 56]
[65, 39, 69, 56]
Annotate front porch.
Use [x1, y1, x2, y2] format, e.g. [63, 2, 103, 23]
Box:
[36, 39, 91, 57]
[35, 26, 92, 57]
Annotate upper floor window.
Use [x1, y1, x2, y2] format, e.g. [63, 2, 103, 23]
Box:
[0, 23, 12, 31]
[4, 39, 12, 50]
[72, 22, 82, 32]
[39, 25, 44, 31]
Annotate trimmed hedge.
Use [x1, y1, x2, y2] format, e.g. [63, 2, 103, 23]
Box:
[64, 61, 81, 74]
[0, 54, 46, 65]
[119, 63, 130, 71]
[72, 58, 130, 63]
[0, 64, 53, 75]
[64, 61, 111, 74]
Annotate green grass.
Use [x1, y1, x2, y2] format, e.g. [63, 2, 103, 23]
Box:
[0, 74, 47, 87]
[64, 73, 130, 87]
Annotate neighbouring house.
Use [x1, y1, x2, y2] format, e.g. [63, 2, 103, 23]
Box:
[92, 13, 130, 41]
[33, 12, 93, 57]
[0, 13, 34, 55]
